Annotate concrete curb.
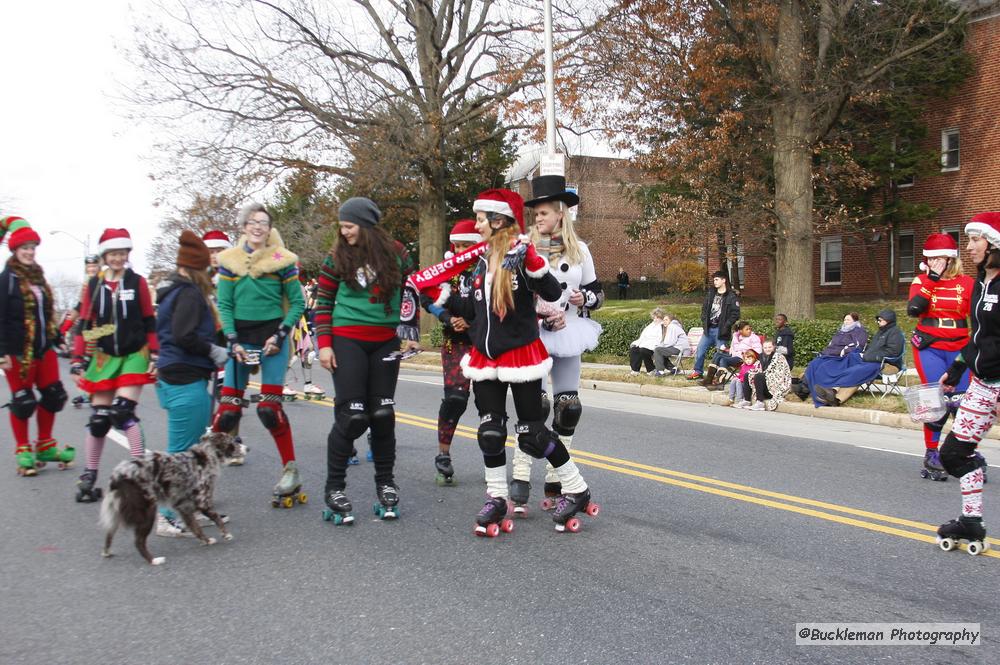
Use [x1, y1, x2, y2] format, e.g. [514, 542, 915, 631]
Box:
[401, 360, 1000, 441]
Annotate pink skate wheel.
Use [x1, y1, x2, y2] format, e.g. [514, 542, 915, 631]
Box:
[540, 498, 555, 511]
[585, 502, 600, 517]
[501, 518, 514, 533]
[566, 517, 581, 533]
[485, 523, 500, 538]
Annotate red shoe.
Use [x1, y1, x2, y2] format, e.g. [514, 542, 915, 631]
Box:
[686, 371, 702, 380]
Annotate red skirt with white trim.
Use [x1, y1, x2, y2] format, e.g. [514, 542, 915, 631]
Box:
[461, 338, 552, 383]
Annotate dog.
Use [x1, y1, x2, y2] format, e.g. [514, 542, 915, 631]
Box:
[99, 432, 238, 565]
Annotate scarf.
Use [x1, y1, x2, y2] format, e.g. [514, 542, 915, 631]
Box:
[408, 241, 488, 296]
[546, 234, 564, 265]
[839, 320, 860, 333]
[7, 257, 56, 378]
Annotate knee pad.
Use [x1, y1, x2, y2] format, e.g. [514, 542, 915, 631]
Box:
[370, 397, 395, 436]
[39, 381, 68, 413]
[8, 388, 38, 420]
[88, 407, 113, 437]
[110, 397, 139, 429]
[439, 389, 469, 424]
[477, 412, 507, 457]
[212, 393, 244, 432]
[940, 432, 986, 478]
[515, 420, 557, 459]
[335, 400, 370, 440]
[540, 391, 551, 423]
[552, 392, 582, 436]
[256, 397, 288, 431]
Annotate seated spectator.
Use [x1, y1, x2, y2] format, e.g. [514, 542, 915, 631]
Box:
[742, 339, 792, 411]
[651, 313, 688, 376]
[811, 310, 904, 406]
[774, 313, 795, 369]
[628, 307, 665, 374]
[792, 312, 867, 402]
[729, 349, 760, 407]
[702, 320, 762, 387]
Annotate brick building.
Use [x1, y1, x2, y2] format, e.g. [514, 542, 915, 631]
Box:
[736, 5, 1000, 299]
[507, 151, 665, 284]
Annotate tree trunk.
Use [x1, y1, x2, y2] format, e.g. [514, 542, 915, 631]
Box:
[417, 175, 447, 334]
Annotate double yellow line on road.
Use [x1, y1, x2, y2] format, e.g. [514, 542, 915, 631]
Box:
[256, 384, 999, 558]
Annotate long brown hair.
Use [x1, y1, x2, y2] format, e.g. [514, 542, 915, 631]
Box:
[487, 223, 518, 320]
[181, 267, 221, 328]
[331, 225, 402, 313]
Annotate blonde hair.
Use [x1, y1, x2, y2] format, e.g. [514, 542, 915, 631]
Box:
[650, 307, 665, 320]
[942, 256, 964, 280]
[487, 224, 518, 320]
[529, 201, 583, 266]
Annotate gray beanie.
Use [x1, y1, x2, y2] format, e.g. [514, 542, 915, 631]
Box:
[338, 197, 381, 229]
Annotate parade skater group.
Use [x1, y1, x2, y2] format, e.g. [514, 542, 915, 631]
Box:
[1, 200, 996, 553]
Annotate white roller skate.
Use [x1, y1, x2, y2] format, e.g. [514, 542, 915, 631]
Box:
[271, 461, 307, 509]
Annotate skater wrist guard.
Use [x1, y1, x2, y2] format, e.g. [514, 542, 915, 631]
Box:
[275, 324, 291, 342]
[943, 360, 967, 387]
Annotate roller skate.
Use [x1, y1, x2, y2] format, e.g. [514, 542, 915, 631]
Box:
[348, 448, 360, 466]
[552, 488, 600, 533]
[34, 439, 75, 470]
[510, 479, 530, 517]
[936, 516, 990, 556]
[303, 383, 325, 401]
[226, 437, 248, 466]
[75, 469, 103, 502]
[435, 452, 455, 486]
[920, 449, 948, 482]
[271, 461, 307, 508]
[321, 490, 355, 525]
[15, 446, 37, 477]
[373, 483, 400, 520]
[474, 495, 514, 537]
[71, 395, 89, 409]
[282, 386, 297, 402]
[539, 482, 562, 511]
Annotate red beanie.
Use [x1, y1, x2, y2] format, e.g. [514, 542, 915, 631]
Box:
[8, 226, 41, 251]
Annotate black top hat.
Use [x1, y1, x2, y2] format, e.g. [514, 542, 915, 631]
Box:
[525, 175, 579, 208]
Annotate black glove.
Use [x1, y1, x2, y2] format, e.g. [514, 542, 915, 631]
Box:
[927, 270, 942, 282]
[943, 360, 967, 387]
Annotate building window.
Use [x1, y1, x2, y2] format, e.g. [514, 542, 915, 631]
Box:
[941, 128, 960, 171]
[820, 237, 842, 286]
[943, 227, 960, 246]
[898, 232, 915, 281]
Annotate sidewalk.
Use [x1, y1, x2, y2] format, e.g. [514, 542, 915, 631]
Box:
[401, 356, 1000, 442]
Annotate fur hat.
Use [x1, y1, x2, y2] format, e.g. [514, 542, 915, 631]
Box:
[176, 230, 211, 271]
[202, 230, 232, 250]
[922, 233, 958, 258]
[473, 189, 525, 233]
[98, 228, 133, 256]
[966, 212, 1000, 249]
[8, 225, 41, 251]
[524, 175, 579, 208]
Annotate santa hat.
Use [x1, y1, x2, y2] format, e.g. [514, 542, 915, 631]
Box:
[450, 219, 480, 245]
[922, 233, 958, 258]
[473, 189, 525, 233]
[202, 229, 232, 250]
[965, 212, 1000, 249]
[1, 216, 32, 246]
[97, 228, 133, 256]
[8, 225, 41, 251]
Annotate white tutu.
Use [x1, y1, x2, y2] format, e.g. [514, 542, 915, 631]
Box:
[539, 316, 603, 357]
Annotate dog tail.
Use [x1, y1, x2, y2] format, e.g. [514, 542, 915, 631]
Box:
[98, 488, 122, 532]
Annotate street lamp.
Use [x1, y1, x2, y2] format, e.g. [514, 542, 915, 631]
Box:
[49, 229, 91, 261]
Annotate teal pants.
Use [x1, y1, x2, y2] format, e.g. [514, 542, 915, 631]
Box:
[155, 378, 212, 521]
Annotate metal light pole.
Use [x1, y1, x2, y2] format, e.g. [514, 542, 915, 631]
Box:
[49, 230, 91, 263]
[543, 0, 556, 155]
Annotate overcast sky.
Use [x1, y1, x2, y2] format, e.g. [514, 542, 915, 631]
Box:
[1, 0, 159, 280]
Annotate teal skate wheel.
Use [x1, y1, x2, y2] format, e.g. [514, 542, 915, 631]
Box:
[322, 509, 333, 521]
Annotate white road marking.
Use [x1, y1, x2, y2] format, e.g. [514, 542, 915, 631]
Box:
[107, 429, 130, 451]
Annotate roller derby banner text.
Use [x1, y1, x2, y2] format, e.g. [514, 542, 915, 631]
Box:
[795, 623, 980, 646]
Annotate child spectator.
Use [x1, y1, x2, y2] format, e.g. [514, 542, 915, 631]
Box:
[729, 349, 760, 407]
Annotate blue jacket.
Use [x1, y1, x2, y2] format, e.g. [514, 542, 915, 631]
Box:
[156, 275, 216, 377]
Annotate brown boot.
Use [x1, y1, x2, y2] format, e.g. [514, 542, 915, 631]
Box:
[814, 386, 839, 406]
[701, 366, 718, 387]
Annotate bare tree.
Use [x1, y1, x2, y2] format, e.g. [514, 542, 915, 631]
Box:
[128, 0, 619, 272]
[147, 192, 241, 273]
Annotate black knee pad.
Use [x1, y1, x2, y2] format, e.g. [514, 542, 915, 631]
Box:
[939, 432, 987, 478]
[552, 391, 582, 436]
[540, 391, 551, 422]
[439, 389, 469, 424]
[39, 381, 68, 413]
[477, 412, 507, 458]
[515, 420, 557, 459]
[8, 388, 37, 420]
[256, 398, 287, 431]
[335, 399, 370, 440]
[109, 396, 140, 430]
[212, 394, 244, 432]
[370, 397, 395, 436]
[88, 407, 113, 437]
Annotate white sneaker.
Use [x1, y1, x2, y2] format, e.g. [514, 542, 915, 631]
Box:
[749, 401, 766, 411]
[282, 386, 297, 396]
[629, 370, 640, 376]
[156, 514, 194, 538]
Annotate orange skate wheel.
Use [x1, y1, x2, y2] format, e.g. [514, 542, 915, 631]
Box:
[566, 517, 581, 533]
[486, 523, 500, 538]
[501, 518, 514, 533]
[585, 503, 600, 517]
[281, 496, 294, 509]
[297, 493, 308, 504]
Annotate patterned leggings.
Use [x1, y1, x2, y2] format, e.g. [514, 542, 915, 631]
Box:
[946, 376, 993, 518]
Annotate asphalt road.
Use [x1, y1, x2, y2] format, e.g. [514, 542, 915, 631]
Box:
[1, 361, 996, 665]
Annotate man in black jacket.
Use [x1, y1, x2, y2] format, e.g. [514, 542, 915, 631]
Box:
[813, 308, 904, 406]
[687, 270, 740, 380]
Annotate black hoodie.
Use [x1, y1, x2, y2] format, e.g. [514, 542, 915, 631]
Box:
[862, 309, 904, 363]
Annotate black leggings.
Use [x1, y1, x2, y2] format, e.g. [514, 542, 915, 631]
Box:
[325, 335, 401, 492]
[473, 378, 570, 469]
[629, 347, 654, 372]
[742, 373, 772, 402]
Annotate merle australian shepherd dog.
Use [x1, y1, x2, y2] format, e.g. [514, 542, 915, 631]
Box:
[99, 432, 238, 565]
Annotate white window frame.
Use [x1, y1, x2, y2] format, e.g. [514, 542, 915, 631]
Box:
[898, 231, 915, 282]
[820, 236, 842, 286]
[941, 128, 960, 172]
[943, 226, 960, 246]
